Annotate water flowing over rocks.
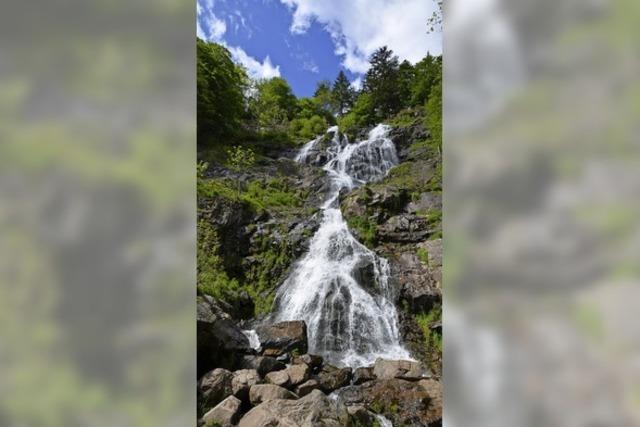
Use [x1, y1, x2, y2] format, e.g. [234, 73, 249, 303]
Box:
[197, 119, 442, 425]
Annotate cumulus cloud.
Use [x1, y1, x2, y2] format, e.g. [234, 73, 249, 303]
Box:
[280, 0, 442, 73]
[197, 0, 281, 79]
[228, 46, 281, 79]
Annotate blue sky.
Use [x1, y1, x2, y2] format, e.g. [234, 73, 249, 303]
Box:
[197, 0, 442, 97]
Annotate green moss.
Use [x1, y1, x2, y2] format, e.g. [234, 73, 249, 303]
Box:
[417, 247, 429, 265]
[346, 215, 378, 246]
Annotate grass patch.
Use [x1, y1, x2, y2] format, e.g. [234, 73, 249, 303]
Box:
[346, 215, 378, 246]
[417, 247, 429, 265]
[198, 176, 303, 213]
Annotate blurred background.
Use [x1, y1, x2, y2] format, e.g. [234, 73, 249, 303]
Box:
[444, 0, 640, 426]
[2, 0, 640, 426]
[0, 1, 195, 426]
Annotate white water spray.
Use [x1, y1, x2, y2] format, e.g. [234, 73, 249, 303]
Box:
[271, 125, 410, 367]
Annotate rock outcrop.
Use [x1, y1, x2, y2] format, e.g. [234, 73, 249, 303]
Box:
[197, 295, 251, 376]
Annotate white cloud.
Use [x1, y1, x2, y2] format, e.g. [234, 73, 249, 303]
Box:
[280, 0, 442, 74]
[197, 0, 281, 80]
[228, 46, 281, 79]
[350, 76, 362, 91]
[303, 60, 319, 73]
[197, 0, 226, 42]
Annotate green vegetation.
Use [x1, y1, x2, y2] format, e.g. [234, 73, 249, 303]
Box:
[416, 305, 442, 371]
[197, 38, 441, 152]
[226, 145, 256, 196]
[346, 215, 378, 246]
[197, 39, 247, 145]
[417, 247, 429, 265]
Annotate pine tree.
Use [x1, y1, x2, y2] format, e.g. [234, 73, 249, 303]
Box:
[332, 70, 355, 116]
[363, 46, 401, 119]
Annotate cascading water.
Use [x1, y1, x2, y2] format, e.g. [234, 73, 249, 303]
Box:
[271, 124, 411, 367]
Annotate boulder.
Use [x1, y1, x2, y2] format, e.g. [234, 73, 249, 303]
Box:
[255, 321, 308, 357]
[346, 405, 377, 426]
[295, 379, 321, 397]
[248, 384, 298, 406]
[285, 363, 310, 386]
[373, 359, 429, 381]
[239, 389, 349, 427]
[231, 369, 260, 400]
[335, 378, 442, 426]
[198, 368, 233, 410]
[292, 353, 323, 371]
[317, 365, 353, 393]
[201, 395, 242, 426]
[265, 370, 290, 388]
[240, 355, 285, 377]
[197, 295, 251, 376]
[352, 367, 376, 385]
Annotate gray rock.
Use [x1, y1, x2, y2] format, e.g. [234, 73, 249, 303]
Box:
[373, 358, 429, 380]
[240, 355, 285, 377]
[197, 295, 251, 376]
[406, 192, 442, 214]
[285, 363, 310, 386]
[256, 321, 308, 357]
[317, 365, 352, 393]
[352, 367, 376, 385]
[198, 368, 233, 409]
[231, 369, 260, 400]
[265, 370, 290, 388]
[334, 378, 441, 426]
[292, 353, 323, 371]
[248, 384, 298, 406]
[239, 389, 349, 427]
[201, 395, 242, 426]
[295, 379, 321, 397]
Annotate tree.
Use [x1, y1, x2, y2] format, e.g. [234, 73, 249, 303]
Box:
[250, 77, 297, 131]
[197, 39, 247, 146]
[426, 76, 442, 152]
[398, 60, 415, 107]
[332, 70, 355, 116]
[410, 54, 441, 106]
[313, 80, 334, 115]
[363, 46, 401, 119]
[227, 146, 256, 196]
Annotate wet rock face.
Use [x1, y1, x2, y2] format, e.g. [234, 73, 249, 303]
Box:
[255, 320, 308, 357]
[197, 295, 251, 376]
[335, 378, 442, 427]
[238, 389, 349, 427]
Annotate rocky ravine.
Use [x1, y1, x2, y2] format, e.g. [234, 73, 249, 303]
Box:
[198, 115, 442, 425]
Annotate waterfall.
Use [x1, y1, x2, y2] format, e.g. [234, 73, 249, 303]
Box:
[271, 124, 410, 367]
